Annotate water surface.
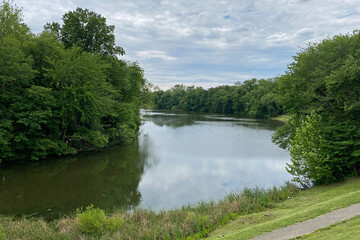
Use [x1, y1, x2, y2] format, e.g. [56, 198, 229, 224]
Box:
[0, 110, 291, 217]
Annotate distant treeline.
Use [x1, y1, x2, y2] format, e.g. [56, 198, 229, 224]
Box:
[0, 3, 146, 163]
[151, 78, 283, 119]
[150, 30, 360, 186]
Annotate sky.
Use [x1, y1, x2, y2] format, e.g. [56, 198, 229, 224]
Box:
[12, 0, 360, 89]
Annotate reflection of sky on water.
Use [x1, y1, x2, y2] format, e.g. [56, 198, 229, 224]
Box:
[0, 110, 290, 216]
[138, 113, 291, 210]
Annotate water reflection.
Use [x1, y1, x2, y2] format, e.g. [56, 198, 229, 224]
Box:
[0, 139, 151, 218]
[139, 110, 291, 210]
[142, 111, 196, 128]
[0, 110, 291, 216]
[142, 110, 283, 130]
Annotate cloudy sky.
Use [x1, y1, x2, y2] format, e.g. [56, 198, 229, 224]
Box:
[13, 0, 360, 89]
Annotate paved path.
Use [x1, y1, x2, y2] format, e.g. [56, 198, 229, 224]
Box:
[251, 203, 360, 240]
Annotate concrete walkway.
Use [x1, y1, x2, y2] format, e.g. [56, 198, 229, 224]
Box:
[251, 203, 360, 240]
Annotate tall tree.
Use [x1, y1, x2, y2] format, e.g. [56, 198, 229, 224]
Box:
[0, 0, 30, 41]
[45, 8, 124, 56]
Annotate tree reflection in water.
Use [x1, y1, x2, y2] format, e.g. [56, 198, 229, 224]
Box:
[0, 138, 154, 219]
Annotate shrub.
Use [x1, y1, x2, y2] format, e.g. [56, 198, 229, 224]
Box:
[77, 205, 123, 235]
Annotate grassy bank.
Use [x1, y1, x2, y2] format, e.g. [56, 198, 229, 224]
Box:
[1, 178, 360, 239]
[270, 114, 291, 123]
[0, 183, 299, 240]
[206, 177, 360, 239]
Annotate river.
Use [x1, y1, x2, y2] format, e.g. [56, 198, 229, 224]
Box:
[0, 110, 291, 218]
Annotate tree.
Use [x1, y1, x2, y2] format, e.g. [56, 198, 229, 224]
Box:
[274, 31, 360, 184]
[151, 78, 282, 117]
[0, 2, 146, 163]
[287, 112, 332, 186]
[0, 0, 30, 41]
[0, 39, 34, 162]
[43, 22, 61, 41]
[9, 85, 71, 160]
[46, 8, 125, 56]
[45, 47, 114, 149]
[22, 32, 64, 85]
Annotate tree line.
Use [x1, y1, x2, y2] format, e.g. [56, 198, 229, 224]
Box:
[150, 31, 360, 186]
[0, 2, 146, 163]
[151, 78, 283, 119]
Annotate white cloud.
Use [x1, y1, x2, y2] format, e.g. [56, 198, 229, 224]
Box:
[136, 50, 176, 61]
[12, 0, 360, 88]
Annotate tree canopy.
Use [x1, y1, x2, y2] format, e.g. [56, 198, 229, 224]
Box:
[274, 31, 360, 185]
[0, 1, 145, 163]
[151, 78, 283, 119]
[44, 7, 125, 56]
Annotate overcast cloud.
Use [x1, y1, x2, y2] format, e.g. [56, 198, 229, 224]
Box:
[13, 0, 360, 89]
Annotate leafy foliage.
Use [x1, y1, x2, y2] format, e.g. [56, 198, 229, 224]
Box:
[152, 78, 283, 119]
[274, 31, 360, 184]
[287, 112, 332, 186]
[45, 7, 124, 56]
[0, 0, 29, 41]
[0, 2, 145, 163]
[77, 205, 123, 235]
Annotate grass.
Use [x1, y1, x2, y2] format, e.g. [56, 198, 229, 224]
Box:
[294, 215, 360, 240]
[0, 183, 299, 240]
[1, 178, 360, 239]
[270, 114, 291, 123]
[206, 177, 360, 240]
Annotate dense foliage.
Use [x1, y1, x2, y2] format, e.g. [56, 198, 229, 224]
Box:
[152, 78, 283, 118]
[0, 2, 146, 163]
[274, 31, 360, 185]
[44, 8, 125, 56]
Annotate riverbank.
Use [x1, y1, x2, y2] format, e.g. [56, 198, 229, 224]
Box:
[0, 183, 299, 240]
[1, 179, 360, 239]
[270, 114, 290, 123]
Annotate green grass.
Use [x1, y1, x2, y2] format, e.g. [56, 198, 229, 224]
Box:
[294, 215, 360, 240]
[206, 178, 360, 240]
[270, 114, 291, 123]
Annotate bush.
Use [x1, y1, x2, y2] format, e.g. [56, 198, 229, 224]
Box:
[77, 205, 123, 235]
[288, 112, 333, 186]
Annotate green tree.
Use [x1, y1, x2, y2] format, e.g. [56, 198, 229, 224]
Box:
[152, 78, 282, 117]
[287, 112, 332, 186]
[9, 86, 71, 160]
[47, 8, 125, 56]
[22, 32, 64, 85]
[0, 2, 146, 163]
[0, 38, 34, 161]
[274, 31, 360, 184]
[45, 47, 113, 149]
[0, 0, 30, 41]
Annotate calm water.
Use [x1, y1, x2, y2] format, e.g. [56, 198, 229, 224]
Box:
[0, 110, 291, 218]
